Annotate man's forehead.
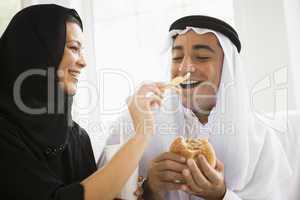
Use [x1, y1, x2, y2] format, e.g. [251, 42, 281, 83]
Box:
[173, 31, 220, 48]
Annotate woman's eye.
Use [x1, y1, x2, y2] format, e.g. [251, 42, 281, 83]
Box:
[69, 46, 79, 53]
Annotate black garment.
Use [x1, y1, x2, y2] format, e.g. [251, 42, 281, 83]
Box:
[169, 15, 242, 53]
[0, 117, 97, 200]
[0, 4, 97, 200]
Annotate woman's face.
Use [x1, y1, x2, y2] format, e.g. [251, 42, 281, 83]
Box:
[57, 22, 86, 95]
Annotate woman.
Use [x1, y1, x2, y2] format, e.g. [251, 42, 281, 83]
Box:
[0, 4, 164, 200]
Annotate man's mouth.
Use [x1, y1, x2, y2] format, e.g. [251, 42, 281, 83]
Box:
[180, 80, 202, 89]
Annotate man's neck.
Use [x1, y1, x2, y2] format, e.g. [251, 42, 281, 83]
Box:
[193, 111, 209, 124]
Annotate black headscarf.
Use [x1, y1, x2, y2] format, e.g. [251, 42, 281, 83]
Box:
[0, 4, 83, 159]
[169, 15, 241, 53]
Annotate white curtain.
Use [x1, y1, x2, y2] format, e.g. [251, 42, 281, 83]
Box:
[282, 0, 300, 199]
[284, 0, 300, 111]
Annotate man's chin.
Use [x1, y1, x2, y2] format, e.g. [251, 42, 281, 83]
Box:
[182, 101, 215, 115]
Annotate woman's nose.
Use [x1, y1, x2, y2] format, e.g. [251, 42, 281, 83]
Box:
[78, 52, 87, 68]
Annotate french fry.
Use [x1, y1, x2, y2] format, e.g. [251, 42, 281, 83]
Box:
[165, 72, 191, 91]
[170, 72, 191, 86]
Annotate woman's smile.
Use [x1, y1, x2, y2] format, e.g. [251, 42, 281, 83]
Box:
[68, 69, 80, 82]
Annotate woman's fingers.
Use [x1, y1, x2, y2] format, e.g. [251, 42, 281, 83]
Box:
[128, 82, 166, 136]
[135, 83, 166, 108]
[138, 82, 165, 97]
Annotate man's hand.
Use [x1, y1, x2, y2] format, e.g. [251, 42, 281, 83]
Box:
[147, 152, 187, 199]
[181, 155, 226, 200]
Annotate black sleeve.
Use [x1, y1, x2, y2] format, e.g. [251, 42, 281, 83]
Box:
[72, 123, 97, 177]
[0, 132, 85, 200]
[81, 131, 97, 175]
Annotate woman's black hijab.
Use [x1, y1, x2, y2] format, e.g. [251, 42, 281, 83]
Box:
[0, 4, 83, 159]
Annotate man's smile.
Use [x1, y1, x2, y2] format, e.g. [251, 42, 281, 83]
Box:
[180, 79, 203, 89]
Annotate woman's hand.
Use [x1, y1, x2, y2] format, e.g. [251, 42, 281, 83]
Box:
[128, 82, 166, 137]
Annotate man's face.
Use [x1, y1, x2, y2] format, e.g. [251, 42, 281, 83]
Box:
[171, 31, 224, 114]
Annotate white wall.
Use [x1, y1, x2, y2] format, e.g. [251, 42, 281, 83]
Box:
[233, 0, 291, 118]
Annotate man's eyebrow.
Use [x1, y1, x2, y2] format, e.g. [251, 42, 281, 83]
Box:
[172, 44, 216, 53]
[172, 45, 183, 51]
[193, 44, 215, 53]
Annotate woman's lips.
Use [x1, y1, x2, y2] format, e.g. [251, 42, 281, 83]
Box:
[69, 69, 80, 82]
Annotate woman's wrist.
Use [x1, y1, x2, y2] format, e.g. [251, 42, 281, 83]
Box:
[132, 132, 152, 143]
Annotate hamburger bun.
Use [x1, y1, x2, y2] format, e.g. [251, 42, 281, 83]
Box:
[169, 136, 216, 168]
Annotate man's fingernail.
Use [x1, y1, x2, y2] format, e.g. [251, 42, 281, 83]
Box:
[187, 159, 193, 166]
[199, 155, 205, 161]
[183, 169, 190, 176]
[181, 157, 186, 162]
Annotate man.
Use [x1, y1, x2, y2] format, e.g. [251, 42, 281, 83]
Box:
[99, 15, 291, 200]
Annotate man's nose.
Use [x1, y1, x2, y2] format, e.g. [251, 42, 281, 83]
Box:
[179, 56, 196, 73]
